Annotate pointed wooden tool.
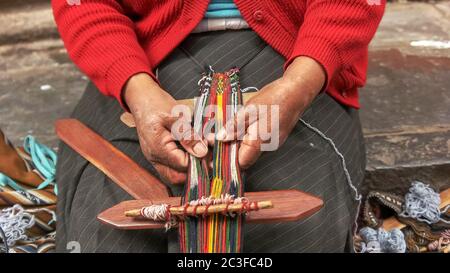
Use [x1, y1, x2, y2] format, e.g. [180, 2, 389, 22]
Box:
[55, 119, 169, 200]
[98, 190, 323, 230]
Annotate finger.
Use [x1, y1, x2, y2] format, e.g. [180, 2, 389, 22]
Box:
[151, 129, 190, 171]
[238, 122, 262, 169]
[207, 151, 214, 170]
[217, 104, 258, 142]
[238, 140, 262, 170]
[178, 129, 208, 158]
[205, 133, 215, 147]
[153, 162, 187, 185]
[164, 115, 208, 158]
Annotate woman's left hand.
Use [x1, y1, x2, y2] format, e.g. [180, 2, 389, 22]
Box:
[216, 56, 326, 169]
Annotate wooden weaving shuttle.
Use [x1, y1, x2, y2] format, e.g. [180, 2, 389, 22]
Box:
[55, 118, 323, 231]
[98, 190, 322, 230]
[55, 119, 169, 200]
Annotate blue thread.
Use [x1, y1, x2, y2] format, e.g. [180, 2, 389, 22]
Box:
[400, 181, 449, 225]
[0, 172, 25, 191]
[205, 0, 241, 18]
[359, 227, 406, 253]
[23, 136, 58, 195]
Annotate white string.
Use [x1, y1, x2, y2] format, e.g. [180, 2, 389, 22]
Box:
[241, 87, 259, 93]
[299, 118, 362, 252]
[299, 119, 362, 201]
[139, 194, 249, 230]
[0, 205, 35, 248]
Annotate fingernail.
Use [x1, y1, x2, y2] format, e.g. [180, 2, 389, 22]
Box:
[193, 142, 207, 156]
[216, 129, 227, 140]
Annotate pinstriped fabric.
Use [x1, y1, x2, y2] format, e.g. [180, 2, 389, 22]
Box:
[55, 30, 365, 253]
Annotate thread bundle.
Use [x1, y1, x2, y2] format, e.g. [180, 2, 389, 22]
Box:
[400, 181, 449, 225]
[179, 68, 244, 253]
[359, 227, 406, 253]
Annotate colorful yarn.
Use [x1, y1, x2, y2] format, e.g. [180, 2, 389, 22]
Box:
[400, 181, 449, 225]
[0, 172, 26, 191]
[359, 227, 406, 253]
[179, 68, 244, 253]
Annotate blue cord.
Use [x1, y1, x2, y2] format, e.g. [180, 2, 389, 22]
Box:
[23, 136, 58, 195]
[0, 172, 25, 191]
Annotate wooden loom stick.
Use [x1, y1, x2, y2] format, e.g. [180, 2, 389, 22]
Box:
[382, 188, 450, 231]
[98, 190, 323, 230]
[55, 119, 170, 200]
[125, 200, 273, 218]
[120, 92, 258, 128]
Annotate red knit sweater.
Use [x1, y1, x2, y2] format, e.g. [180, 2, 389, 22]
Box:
[51, 0, 385, 109]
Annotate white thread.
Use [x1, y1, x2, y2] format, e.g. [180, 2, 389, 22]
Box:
[299, 118, 362, 252]
[299, 119, 361, 201]
[139, 194, 249, 230]
[241, 87, 259, 93]
[0, 205, 35, 248]
[140, 204, 176, 230]
[230, 79, 240, 188]
[141, 204, 169, 221]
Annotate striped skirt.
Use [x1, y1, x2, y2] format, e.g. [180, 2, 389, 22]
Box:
[55, 30, 366, 253]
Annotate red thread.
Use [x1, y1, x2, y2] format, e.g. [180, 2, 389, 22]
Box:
[223, 201, 231, 216]
[192, 204, 199, 217]
[203, 204, 210, 217]
[183, 203, 189, 218]
[166, 205, 172, 221]
[240, 200, 248, 214]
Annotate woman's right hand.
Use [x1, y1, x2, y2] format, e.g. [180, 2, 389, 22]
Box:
[124, 73, 208, 184]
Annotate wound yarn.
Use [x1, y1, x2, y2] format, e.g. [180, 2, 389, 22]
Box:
[0, 204, 35, 248]
[140, 194, 250, 229]
[400, 181, 449, 225]
[359, 227, 406, 253]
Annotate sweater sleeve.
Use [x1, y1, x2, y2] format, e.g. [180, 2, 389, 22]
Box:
[51, 0, 155, 107]
[285, 0, 385, 90]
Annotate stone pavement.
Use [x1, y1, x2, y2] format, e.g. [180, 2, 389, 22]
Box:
[360, 2, 450, 193]
[0, 1, 449, 192]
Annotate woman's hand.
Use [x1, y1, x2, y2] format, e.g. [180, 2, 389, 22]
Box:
[217, 56, 326, 169]
[124, 73, 208, 184]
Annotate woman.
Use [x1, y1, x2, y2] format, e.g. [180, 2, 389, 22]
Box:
[52, 0, 385, 252]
